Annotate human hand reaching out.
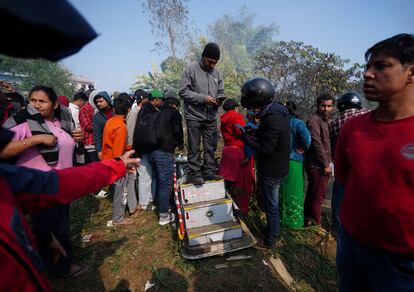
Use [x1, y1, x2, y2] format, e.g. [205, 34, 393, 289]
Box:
[120, 150, 140, 173]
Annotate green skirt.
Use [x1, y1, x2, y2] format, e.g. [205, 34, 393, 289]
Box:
[280, 160, 305, 229]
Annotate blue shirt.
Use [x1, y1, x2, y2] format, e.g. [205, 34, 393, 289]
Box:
[289, 116, 311, 163]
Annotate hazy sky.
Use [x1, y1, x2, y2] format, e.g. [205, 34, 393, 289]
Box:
[63, 0, 413, 93]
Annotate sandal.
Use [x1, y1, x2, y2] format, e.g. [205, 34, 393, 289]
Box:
[63, 264, 91, 278]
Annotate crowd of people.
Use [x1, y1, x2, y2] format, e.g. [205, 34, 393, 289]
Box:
[1, 34, 414, 291]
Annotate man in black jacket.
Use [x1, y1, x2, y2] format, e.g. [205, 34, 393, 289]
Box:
[132, 91, 163, 211]
[148, 96, 184, 225]
[132, 90, 163, 211]
[239, 78, 291, 249]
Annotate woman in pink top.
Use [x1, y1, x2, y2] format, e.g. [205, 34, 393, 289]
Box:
[1, 86, 89, 277]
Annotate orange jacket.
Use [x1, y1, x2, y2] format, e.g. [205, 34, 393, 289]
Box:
[102, 115, 127, 160]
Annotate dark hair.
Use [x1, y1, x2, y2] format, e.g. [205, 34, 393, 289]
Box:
[148, 93, 161, 102]
[117, 92, 133, 107]
[29, 85, 57, 103]
[5, 92, 25, 107]
[134, 89, 149, 100]
[284, 101, 298, 118]
[165, 96, 180, 107]
[316, 93, 334, 106]
[113, 97, 131, 115]
[365, 34, 414, 65]
[73, 91, 88, 102]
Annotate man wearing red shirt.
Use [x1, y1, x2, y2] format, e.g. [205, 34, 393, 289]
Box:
[335, 34, 414, 291]
[329, 92, 369, 235]
[79, 91, 98, 163]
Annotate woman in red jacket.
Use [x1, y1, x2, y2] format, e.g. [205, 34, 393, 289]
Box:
[0, 126, 139, 291]
[218, 99, 255, 215]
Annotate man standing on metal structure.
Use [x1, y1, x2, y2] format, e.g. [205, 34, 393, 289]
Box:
[179, 42, 225, 185]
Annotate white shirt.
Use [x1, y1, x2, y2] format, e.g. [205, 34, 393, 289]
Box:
[126, 104, 141, 146]
[69, 102, 80, 129]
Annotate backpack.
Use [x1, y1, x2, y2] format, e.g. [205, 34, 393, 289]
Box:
[133, 110, 166, 153]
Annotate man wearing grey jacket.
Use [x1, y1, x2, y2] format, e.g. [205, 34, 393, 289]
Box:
[179, 42, 225, 184]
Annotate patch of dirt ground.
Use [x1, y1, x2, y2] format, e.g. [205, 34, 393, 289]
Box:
[49, 195, 337, 291]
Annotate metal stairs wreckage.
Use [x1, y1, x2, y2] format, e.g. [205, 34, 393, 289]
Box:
[174, 155, 256, 260]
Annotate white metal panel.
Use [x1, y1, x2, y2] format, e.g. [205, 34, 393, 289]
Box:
[180, 180, 226, 205]
[188, 227, 242, 246]
[184, 199, 234, 229]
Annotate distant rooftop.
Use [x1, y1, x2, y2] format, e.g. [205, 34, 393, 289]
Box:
[70, 74, 95, 84]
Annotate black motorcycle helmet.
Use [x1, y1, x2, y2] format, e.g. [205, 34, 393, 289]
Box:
[337, 91, 362, 112]
[240, 78, 275, 109]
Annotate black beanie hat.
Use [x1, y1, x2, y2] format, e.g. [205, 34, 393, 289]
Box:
[202, 42, 220, 60]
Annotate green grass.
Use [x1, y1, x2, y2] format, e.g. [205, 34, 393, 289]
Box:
[51, 189, 338, 291]
[151, 265, 189, 292]
[245, 197, 338, 292]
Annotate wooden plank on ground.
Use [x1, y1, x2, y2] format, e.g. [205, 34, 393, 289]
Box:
[269, 256, 295, 290]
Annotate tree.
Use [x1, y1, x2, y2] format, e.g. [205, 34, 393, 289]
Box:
[141, 0, 189, 58]
[136, 6, 363, 112]
[131, 57, 185, 95]
[0, 55, 75, 97]
[205, 7, 278, 99]
[216, 46, 251, 98]
[208, 6, 279, 59]
[254, 41, 364, 118]
[135, 6, 280, 100]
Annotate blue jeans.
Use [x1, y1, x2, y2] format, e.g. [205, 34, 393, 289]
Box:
[261, 175, 284, 246]
[337, 228, 414, 291]
[331, 180, 344, 235]
[148, 150, 175, 213]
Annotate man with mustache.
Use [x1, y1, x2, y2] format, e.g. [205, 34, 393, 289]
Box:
[304, 93, 334, 230]
[335, 34, 414, 291]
